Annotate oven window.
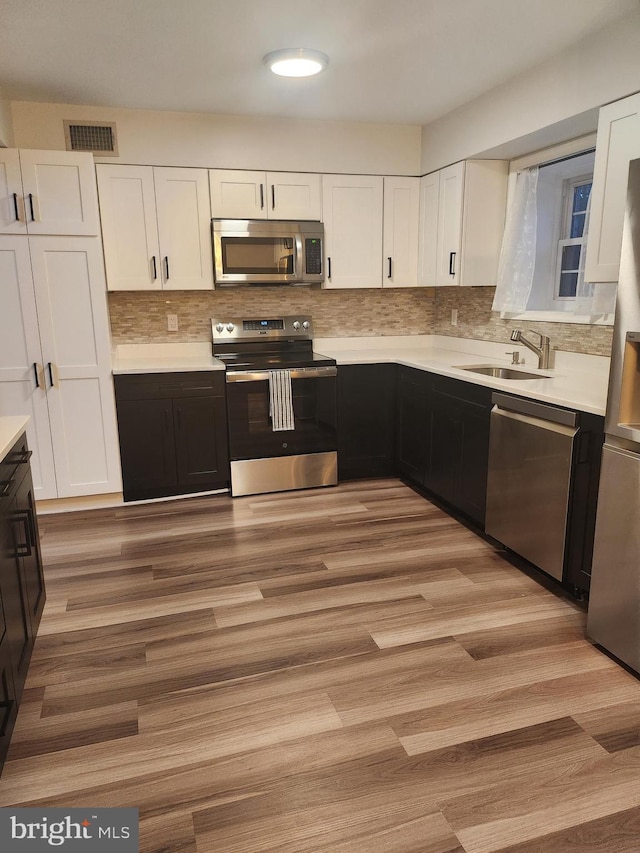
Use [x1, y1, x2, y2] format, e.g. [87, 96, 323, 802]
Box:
[221, 237, 295, 275]
[227, 376, 337, 461]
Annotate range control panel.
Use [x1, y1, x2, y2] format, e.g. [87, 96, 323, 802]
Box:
[212, 316, 313, 341]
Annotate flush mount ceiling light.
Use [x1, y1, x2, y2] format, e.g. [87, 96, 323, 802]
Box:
[263, 48, 329, 78]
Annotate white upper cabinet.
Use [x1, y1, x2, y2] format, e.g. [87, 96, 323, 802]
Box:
[382, 176, 420, 287]
[153, 168, 213, 290]
[436, 162, 465, 286]
[209, 169, 321, 221]
[585, 93, 640, 283]
[419, 160, 508, 287]
[322, 174, 383, 289]
[0, 149, 99, 236]
[97, 164, 213, 291]
[0, 234, 121, 499]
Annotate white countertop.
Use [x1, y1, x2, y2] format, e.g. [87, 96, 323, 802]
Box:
[111, 336, 610, 416]
[314, 335, 610, 416]
[112, 343, 225, 374]
[0, 416, 30, 461]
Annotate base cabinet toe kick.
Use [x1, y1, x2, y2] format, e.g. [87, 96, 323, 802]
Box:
[0, 431, 46, 774]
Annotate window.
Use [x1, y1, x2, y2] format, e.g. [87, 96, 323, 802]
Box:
[555, 177, 592, 301]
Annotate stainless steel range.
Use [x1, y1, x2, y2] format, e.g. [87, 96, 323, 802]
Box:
[212, 316, 337, 497]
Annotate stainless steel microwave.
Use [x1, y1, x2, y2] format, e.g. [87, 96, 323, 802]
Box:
[212, 219, 324, 286]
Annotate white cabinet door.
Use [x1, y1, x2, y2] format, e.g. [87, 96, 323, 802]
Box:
[267, 172, 321, 220]
[436, 162, 465, 286]
[29, 237, 122, 498]
[209, 169, 268, 219]
[585, 94, 640, 283]
[97, 164, 161, 291]
[0, 149, 27, 234]
[382, 176, 419, 287]
[0, 236, 57, 498]
[18, 150, 99, 236]
[459, 160, 508, 287]
[154, 168, 213, 290]
[322, 175, 383, 289]
[418, 172, 439, 286]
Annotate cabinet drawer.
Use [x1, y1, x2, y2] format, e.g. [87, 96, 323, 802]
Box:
[0, 434, 31, 503]
[115, 371, 225, 400]
[431, 375, 492, 408]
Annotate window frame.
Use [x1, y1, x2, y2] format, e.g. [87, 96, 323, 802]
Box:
[499, 134, 612, 326]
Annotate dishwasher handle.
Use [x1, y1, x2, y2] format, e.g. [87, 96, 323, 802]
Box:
[491, 392, 577, 428]
[491, 403, 579, 440]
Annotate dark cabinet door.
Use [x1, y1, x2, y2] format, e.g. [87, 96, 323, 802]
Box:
[116, 398, 178, 500]
[0, 495, 31, 701]
[425, 389, 462, 506]
[174, 396, 230, 490]
[396, 367, 431, 485]
[13, 472, 45, 637]
[0, 626, 17, 769]
[338, 364, 396, 480]
[456, 398, 491, 524]
[425, 377, 492, 527]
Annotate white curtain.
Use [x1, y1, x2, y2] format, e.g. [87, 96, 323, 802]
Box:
[573, 193, 617, 317]
[492, 167, 538, 313]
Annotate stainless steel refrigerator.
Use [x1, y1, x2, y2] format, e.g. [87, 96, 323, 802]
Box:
[587, 156, 640, 672]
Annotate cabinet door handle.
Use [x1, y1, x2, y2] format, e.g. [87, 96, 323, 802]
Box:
[164, 256, 170, 281]
[9, 450, 32, 466]
[13, 192, 22, 222]
[151, 256, 157, 280]
[47, 362, 56, 388]
[327, 257, 332, 280]
[449, 251, 456, 276]
[176, 407, 182, 430]
[33, 362, 41, 389]
[259, 183, 265, 210]
[388, 257, 392, 279]
[271, 184, 275, 210]
[12, 511, 32, 558]
[28, 193, 40, 222]
[0, 481, 11, 498]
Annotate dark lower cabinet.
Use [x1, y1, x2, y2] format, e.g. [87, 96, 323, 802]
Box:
[425, 376, 492, 526]
[337, 364, 396, 480]
[395, 367, 492, 527]
[562, 411, 605, 595]
[0, 432, 45, 773]
[114, 372, 230, 501]
[396, 367, 432, 484]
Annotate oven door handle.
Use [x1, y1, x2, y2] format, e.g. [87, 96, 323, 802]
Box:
[226, 366, 337, 382]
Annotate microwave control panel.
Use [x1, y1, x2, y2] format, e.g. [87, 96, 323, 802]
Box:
[305, 237, 323, 275]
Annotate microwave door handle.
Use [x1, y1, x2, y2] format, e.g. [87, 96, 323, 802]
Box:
[294, 233, 304, 282]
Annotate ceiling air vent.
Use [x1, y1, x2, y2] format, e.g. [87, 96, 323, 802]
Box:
[63, 121, 118, 156]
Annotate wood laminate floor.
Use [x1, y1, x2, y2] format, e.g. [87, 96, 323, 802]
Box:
[1, 479, 639, 852]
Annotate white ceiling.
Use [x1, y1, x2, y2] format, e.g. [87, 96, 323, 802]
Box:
[0, 0, 637, 126]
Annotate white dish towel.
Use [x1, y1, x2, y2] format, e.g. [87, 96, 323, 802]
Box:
[269, 369, 295, 431]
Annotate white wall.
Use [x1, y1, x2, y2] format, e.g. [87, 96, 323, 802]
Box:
[0, 85, 14, 147]
[420, 7, 640, 174]
[10, 101, 421, 175]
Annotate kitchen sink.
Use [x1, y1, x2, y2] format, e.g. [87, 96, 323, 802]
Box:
[459, 365, 550, 380]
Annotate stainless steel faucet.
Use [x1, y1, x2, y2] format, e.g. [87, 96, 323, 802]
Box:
[510, 329, 551, 370]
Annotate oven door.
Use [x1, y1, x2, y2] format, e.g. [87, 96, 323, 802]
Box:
[225, 366, 337, 461]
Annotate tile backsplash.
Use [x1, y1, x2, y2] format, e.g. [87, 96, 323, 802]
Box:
[108, 285, 614, 357]
[108, 288, 437, 343]
[432, 287, 614, 357]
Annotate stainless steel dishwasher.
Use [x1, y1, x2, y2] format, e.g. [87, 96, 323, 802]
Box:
[485, 393, 579, 582]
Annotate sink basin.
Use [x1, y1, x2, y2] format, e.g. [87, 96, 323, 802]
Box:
[459, 365, 550, 380]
